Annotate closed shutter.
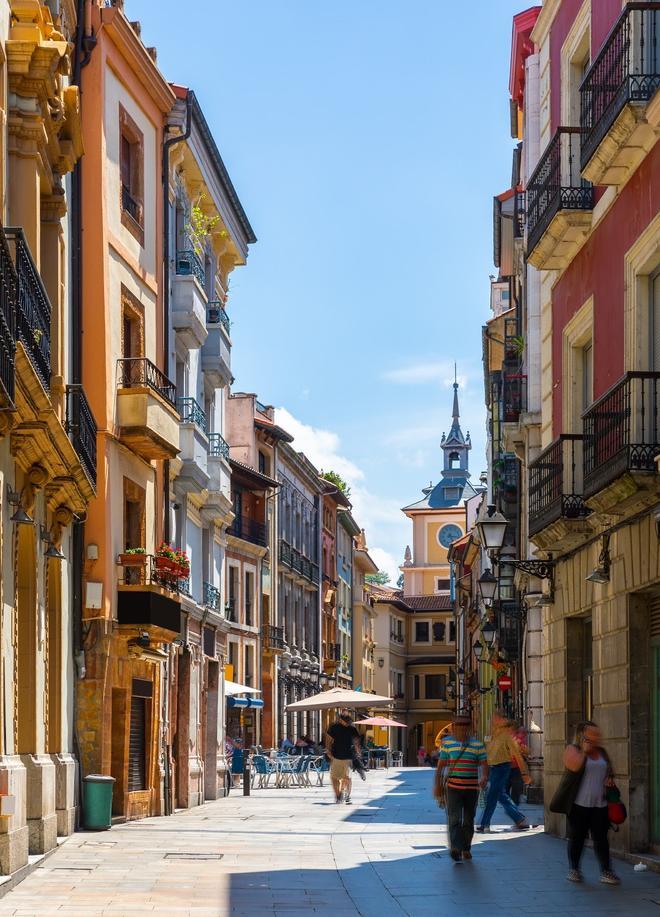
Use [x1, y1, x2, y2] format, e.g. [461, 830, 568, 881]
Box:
[652, 272, 660, 371]
[650, 596, 660, 640]
[128, 696, 146, 791]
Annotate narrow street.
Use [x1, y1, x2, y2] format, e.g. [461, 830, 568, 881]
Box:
[0, 768, 658, 917]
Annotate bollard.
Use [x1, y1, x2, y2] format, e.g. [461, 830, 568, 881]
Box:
[243, 762, 251, 796]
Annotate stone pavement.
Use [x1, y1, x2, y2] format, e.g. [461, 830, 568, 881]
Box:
[0, 767, 658, 916]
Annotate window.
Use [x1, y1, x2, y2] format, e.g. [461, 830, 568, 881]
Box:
[449, 451, 460, 469]
[582, 342, 593, 410]
[396, 619, 403, 639]
[436, 578, 450, 593]
[244, 570, 254, 627]
[119, 105, 144, 244]
[120, 287, 144, 364]
[413, 674, 420, 700]
[414, 621, 430, 643]
[651, 268, 660, 369]
[244, 645, 254, 687]
[396, 671, 403, 696]
[228, 641, 238, 676]
[123, 478, 145, 551]
[433, 622, 446, 643]
[228, 565, 238, 622]
[444, 486, 460, 502]
[449, 621, 456, 643]
[425, 674, 446, 701]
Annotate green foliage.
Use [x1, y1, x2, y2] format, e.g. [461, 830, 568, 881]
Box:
[185, 197, 226, 256]
[322, 470, 351, 499]
[365, 570, 391, 586]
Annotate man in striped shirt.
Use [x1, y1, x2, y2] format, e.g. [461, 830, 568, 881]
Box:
[437, 715, 488, 861]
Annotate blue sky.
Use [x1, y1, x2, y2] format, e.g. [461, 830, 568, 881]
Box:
[130, 0, 525, 580]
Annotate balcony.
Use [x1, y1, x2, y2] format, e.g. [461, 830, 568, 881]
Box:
[583, 371, 660, 513]
[0, 224, 16, 408]
[526, 128, 593, 271]
[6, 228, 51, 392]
[65, 384, 98, 490]
[497, 603, 523, 659]
[174, 397, 209, 491]
[502, 372, 528, 423]
[263, 624, 286, 653]
[228, 514, 267, 548]
[203, 582, 221, 613]
[581, 4, 660, 185]
[207, 301, 230, 336]
[116, 357, 180, 461]
[203, 433, 232, 524]
[172, 253, 208, 349]
[117, 555, 184, 636]
[279, 539, 319, 584]
[201, 320, 231, 388]
[528, 435, 591, 550]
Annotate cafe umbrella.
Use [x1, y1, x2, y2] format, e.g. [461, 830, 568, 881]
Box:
[285, 687, 392, 712]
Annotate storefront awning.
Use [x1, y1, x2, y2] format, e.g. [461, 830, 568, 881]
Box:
[247, 698, 264, 709]
[225, 680, 261, 696]
[227, 697, 249, 709]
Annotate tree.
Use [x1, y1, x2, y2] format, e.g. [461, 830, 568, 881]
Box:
[365, 570, 390, 585]
[321, 470, 351, 499]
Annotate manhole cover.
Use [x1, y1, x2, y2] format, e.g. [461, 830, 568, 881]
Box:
[164, 852, 223, 861]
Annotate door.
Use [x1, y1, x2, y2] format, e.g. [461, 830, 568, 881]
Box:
[128, 695, 146, 792]
[651, 597, 660, 842]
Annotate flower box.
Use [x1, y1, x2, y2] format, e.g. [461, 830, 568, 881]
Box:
[119, 552, 147, 567]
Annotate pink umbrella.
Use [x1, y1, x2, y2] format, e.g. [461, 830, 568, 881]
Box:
[355, 715, 407, 728]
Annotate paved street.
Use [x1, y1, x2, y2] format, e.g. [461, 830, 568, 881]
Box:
[0, 768, 658, 916]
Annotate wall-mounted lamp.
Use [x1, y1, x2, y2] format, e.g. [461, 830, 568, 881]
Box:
[586, 534, 611, 585]
[41, 525, 64, 560]
[482, 620, 498, 647]
[478, 568, 498, 603]
[476, 504, 507, 554]
[7, 485, 33, 525]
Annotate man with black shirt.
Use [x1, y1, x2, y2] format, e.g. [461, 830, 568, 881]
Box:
[325, 712, 360, 804]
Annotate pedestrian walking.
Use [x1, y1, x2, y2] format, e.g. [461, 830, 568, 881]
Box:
[325, 711, 361, 804]
[507, 724, 529, 805]
[434, 714, 488, 862]
[477, 713, 530, 832]
[549, 720, 620, 886]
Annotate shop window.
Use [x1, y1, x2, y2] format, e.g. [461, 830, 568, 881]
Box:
[119, 105, 144, 244]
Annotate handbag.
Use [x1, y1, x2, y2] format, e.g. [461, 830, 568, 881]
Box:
[548, 749, 585, 815]
[606, 784, 627, 825]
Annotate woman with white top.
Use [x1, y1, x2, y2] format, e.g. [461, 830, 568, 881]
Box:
[563, 721, 620, 885]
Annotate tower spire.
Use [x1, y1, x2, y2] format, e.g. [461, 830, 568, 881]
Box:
[452, 366, 459, 424]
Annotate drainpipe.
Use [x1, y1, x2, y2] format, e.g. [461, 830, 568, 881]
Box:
[70, 0, 95, 825]
[162, 90, 193, 546]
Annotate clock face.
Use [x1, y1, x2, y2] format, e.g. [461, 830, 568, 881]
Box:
[437, 523, 462, 549]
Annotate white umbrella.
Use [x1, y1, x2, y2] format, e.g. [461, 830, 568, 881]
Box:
[285, 687, 392, 712]
[225, 680, 261, 696]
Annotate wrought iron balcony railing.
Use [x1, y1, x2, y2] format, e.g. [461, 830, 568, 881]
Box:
[65, 384, 98, 488]
[583, 371, 660, 499]
[121, 184, 140, 223]
[208, 431, 230, 459]
[0, 224, 17, 407]
[263, 624, 285, 650]
[117, 553, 190, 597]
[117, 357, 177, 409]
[526, 128, 593, 257]
[5, 228, 51, 392]
[502, 372, 528, 423]
[581, 3, 660, 170]
[178, 396, 206, 431]
[229, 514, 267, 547]
[207, 301, 230, 334]
[203, 581, 221, 611]
[175, 248, 205, 288]
[529, 434, 590, 536]
[514, 190, 525, 239]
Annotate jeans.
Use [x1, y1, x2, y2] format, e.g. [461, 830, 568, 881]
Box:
[480, 762, 525, 827]
[568, 804, 611, 872]
[508, 767, 524, 805]
[446, 788, 479, 852]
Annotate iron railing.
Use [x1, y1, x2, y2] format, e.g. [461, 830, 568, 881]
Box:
[117, 553, 190, 597]
[502, 372, 528, 423]
[207, 301, 230, 335]
[514, 190, 525, 239]
[256, 400, 268, 414]
[178, 396, 206, 431]
[6, 228, 51, 392]
[203, 581, 221, 611]
[581, 3, 660, 170]
[175, 248, 205, 288]
[263, 624, 286, 650]
[121, 184, 140, 223]
[65, 384, 98, 488]
[117, 357, 177, 408]
[583, 371, 660, 498]
[279, 539, 319, 583]
[208, 432, 230, 459]
[229, 514, 268, 547]
[0, 223, 16, 406]
[529, 435, 591, 536]
[526, 128, 593, 257]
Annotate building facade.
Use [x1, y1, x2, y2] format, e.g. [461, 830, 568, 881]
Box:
[352, 530, 378, 694]
[0, 0, 94, 872]
[336, 508, 358, 688]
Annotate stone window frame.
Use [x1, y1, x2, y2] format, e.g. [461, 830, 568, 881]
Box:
[122, 477, 146, 551]
[623, 213, 660, 372]
[413, 618, 432, 645]
[561, 296, 594, 435]
[119, 104, 145, 246]
[560, 0, 591, 128]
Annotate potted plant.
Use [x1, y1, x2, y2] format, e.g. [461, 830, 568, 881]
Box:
[175, 549, 190, 579]
[155, 542, 179, 575]
[118, 547, 147, 566]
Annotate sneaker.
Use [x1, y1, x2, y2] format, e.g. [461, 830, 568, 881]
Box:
[462, 850, 472, 860]
[450, 849, 461, 862]
[600, 870, 621, 885]
[567, 869, 583, 883]
[476, 826, 490, 833]
[514, 820, 530, 830]
[344, 796, 352, 804]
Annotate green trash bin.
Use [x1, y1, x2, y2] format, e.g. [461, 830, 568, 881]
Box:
[83, 774, 115, 830]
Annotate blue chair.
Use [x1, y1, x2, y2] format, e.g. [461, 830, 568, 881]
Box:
[251, 755, 277, 788]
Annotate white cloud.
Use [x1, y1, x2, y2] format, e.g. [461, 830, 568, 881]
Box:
[382, 360, 469, 387]
[274, 407, 364, 482]
[368, 547, 401, 585]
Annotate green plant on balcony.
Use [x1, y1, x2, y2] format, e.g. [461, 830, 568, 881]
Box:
[185, 198, 226, 257]
[155, 542, 189, 579]
[119, 546, 147, 566]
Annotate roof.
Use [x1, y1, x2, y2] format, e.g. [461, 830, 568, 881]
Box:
[254, 418, 294, 444]
[404, 594, 453, 612]
[228, 458, 279, 490]
[403, 476, 482, 511]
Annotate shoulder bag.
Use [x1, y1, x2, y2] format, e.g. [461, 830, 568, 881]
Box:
[548, 745, 585, 815]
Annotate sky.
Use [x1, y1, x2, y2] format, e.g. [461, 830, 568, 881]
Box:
[129, 0, 525, 582]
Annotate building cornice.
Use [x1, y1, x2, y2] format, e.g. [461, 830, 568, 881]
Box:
[531, 0, 561, 47]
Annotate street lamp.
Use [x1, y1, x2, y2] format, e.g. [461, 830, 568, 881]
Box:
[473, 639, 483, 661]
[478, 568, 498, 603]
[482, 620, 497, 647]
[476, 504, 508, 553]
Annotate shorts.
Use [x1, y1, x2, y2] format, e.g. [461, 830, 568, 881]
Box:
[330, 758, 351, 781]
